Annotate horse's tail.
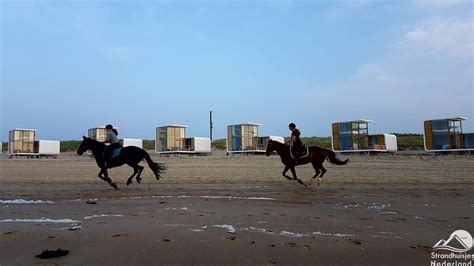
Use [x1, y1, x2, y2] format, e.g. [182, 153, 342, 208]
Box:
[325, 149, 348, 165]
[143, 151, 167, 180]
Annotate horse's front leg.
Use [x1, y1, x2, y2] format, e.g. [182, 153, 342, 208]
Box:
[290, 166, 307, 187]
[282, 165, 292, 180]
[99, 168, 118, 190]
[98, 168, 107, 181]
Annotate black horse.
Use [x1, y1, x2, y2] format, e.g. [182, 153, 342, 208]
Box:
[77, 136, 166, 190]
[265, 140, 348, 187]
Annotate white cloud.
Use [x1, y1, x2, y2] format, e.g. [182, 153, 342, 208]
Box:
[399, 18, 473, 59]
[306, 13, 473, 133]
[412, 0, 469, 9]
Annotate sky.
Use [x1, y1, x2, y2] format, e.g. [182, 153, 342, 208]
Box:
[1, 0, 473, 141]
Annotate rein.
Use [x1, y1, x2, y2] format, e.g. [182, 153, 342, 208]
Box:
[271, 141, 288, 153]
[86, 139, 106, 158]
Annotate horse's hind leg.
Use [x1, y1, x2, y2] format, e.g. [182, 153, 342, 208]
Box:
[319, 165, 327, 178]
[135, 165, 144, 184]
[311, 161, 327, 187]
[309, 162, 321, 186]
[290, 166, 307, 187]
[311, 161, 321, 179]
[317, 165, 327, 187]
[126, 166, 139, 186]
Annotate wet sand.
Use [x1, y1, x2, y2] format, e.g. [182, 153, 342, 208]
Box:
[0, 153, 473, 265]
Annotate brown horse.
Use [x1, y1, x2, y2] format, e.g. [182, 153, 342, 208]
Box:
[265, 140, 348, 187]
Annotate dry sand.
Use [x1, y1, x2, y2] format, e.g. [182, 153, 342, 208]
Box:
[0, 153, 473, 265]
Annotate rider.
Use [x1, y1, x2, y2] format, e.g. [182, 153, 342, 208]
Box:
[286, 123, 304, 162]
[103, 124, 121, 166]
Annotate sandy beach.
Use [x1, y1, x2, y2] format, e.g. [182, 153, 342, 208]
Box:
[0, 153, 473, 265]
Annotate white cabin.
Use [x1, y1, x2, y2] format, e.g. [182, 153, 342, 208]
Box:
[155, 124, 211, 155]
[8, 128, 60, 158]
[331, 120, 397, 153]
[226, 123, 284, 154]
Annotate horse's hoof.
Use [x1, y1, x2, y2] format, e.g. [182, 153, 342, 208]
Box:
[127, 180, 132, 186]
[111, 183, 118, 190]
[296, 180, 306, 187]
[136, 177, 142, 184]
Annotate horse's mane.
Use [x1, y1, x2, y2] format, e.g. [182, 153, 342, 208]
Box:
[268, 139, 288, 149]
[269, 139, 287, 147]
[86, 137, 106, 148]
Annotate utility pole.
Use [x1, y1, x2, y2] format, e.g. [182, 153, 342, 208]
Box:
[209, 110, 213, 141]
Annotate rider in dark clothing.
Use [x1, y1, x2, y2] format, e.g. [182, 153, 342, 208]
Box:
[286, 123, 304, 162]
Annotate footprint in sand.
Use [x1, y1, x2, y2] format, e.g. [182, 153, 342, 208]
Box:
[2, 231, 26, 237]
[162, 239, 171, 242]
[110, 234, 130, 238]
[348, 239, 363, 245]
[269, 244, 276, 247]
[285, 242, 310, 250]
[384, 218, 407, 222]
[410, 245, 433, 253]
[225, 236, 237, 241]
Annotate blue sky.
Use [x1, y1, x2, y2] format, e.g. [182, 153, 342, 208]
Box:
[1, 0, 472, 140]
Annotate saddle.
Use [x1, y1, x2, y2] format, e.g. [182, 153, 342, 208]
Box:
[290, 144, 308, 159]
[111, 148, 122, 159]
[103, 147, 122, 161]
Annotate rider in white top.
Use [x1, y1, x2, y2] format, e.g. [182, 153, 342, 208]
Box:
[106, 127, 119, 144]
